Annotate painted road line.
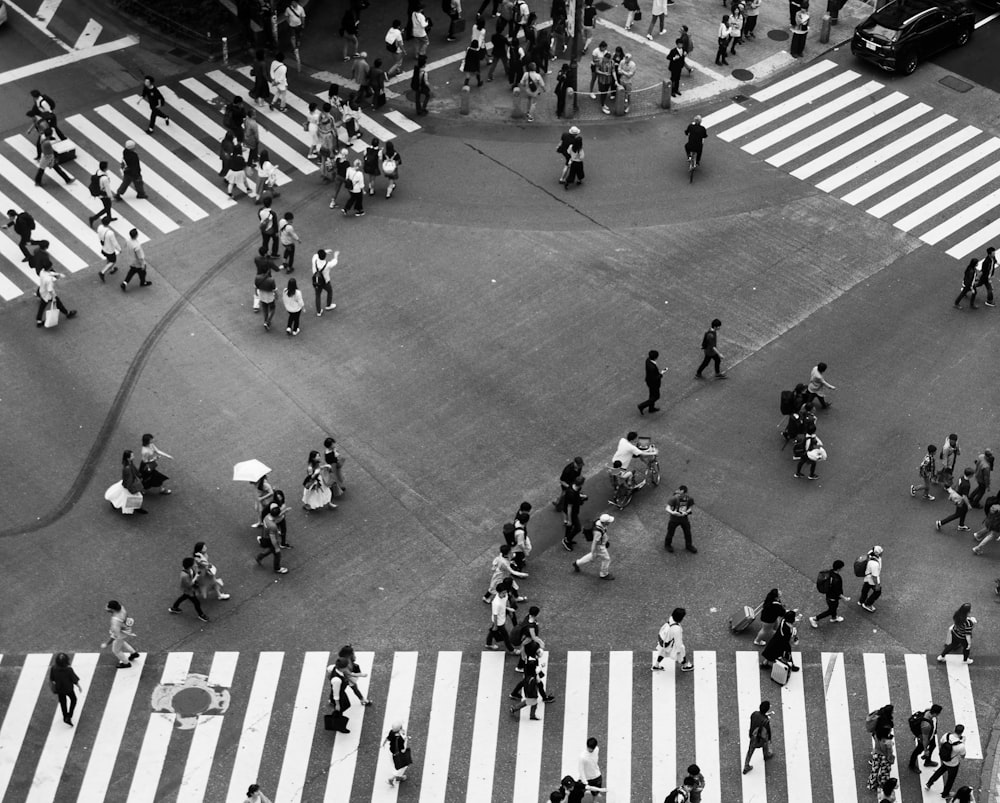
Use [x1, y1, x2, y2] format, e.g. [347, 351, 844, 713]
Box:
[922, 185, 1000, 246]
[0, 153, 103, 257]
[511, 671, 545, 803]
[894, 158, 1000, 233]
[650, 651, 676, 803]
[0, 181, 90, 275]
[34, 0, 62, 26]
[25, 652, 99, 803]
[736, 651, 766, 799]
[768, 91, 907, 168]
[863, 654, 903, 803]
[0, 36, 139, 84]
[595, 17, 721, 78]
[944, 657, 982, 760]
[750, 59, 837, 102]
[7, 134, 150, 246]
[371, 651, 419, 803]
[947, 210, 1000, 260]
[226, 652, 284, 803]
[274, 652, 328, 803]
[57, 117, 178, 234]
[562, 651, 590, 780]
[418, 652, 461, 803]
[201, 72, 318, 174]
[701, 103, 746, 130]
[74, 19, 102, 50]
[843, 125, 979, 207]
[867, 138, 999, 219]
[67, 112, 208, 222]
[127, 652, 193, 803]
[791, 103, 930, 181]
[903, 654, 938, 803]
[815, 115, 955, 193]
[975, 11, 999, 27]
[607, 650, 633, 803]
[0, 0, 71, 52]
[466, 651, 505, 801]
[742, 81, 882, 155]
[693, 650, 720, 803]
[323, 651, 373, 803]
[0, 268, 23, 300]
[384, 110, 421, 133]
[821, 653, 857, 803]
[94, 105, 236, 210]
[720, 71, 860, 142]
[75, 654, 145, 802]
[177, 652, 239, 801]
[782, 651, 812, 803]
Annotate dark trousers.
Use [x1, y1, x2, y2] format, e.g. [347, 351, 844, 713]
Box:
[941, 634, 970, 660]
[282, 243, 296, 271]
[926, 764, 959, 795]
[665, 517, 692, 548]
[638, 384, 661, 413]
[815, 597, 839, 620]
[35, 164, 73, 184]
[954, 284, 977, 307]
[977, 278, 994, 304]
[969, 482, 988, 508]
[256, 543, 283, 571]
[715, 37, 729, 64]
[262, 231, 278, 257]
[261, 300, 275, 325]
[564, 508, 581, 545]
[344, 191, 364, 213]
[123, 265, 147, 286]
[696, 352, 721, 376]
[57, 689, 78, 720]
[670, 72, 681, 95]
[17, 233, 36, 260]
[314, 280, 332, 312]
[415, 89, 430, 114]
[148, 106, 169, 130]
[940, 503, 969, 527]
[487, 52, 509, 79]
[859, 582, 882, 606]
[170, 592, 206, 616]
[116, 172, 146, 198]
[36, 295, 68, 322]
[286, 310, 301, 333]
[89, 197, 112, 224]
[565, 161, 584, 185]
[744, 14, 758, 35]
[909, 738, 936, 768]
[478, 0, 500, 13]
[486, 623, 513, 650]
[796, 456, 817, 477]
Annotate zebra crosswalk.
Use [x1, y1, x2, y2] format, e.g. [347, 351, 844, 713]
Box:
[0, 69, 421, 304]
[0, 649, 986, 802]
[703, 59, 1000, 261]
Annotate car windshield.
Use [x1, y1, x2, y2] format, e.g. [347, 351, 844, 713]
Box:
[867, 22, 901, 39]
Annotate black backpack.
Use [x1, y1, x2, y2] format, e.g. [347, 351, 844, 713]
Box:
[502, 522, 516, 546]
[939, 739, 954, 761]
[88, 173, 103, 197]
[780, 389, 795, 415]
[792, 433, 807, 459]
[908, 710, 929, 736]
[15, 212, 34, 234]
[816, 570, 831, 594]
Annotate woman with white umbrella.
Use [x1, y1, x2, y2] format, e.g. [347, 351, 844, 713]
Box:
[233, 460, 273, 528]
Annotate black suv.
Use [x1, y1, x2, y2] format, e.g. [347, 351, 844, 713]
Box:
[852, 0, 975, 74]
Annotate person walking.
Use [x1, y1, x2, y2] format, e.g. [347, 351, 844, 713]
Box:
[380, 141, 401, 199]
[976, 246, 996, 307]
[646, 0, 669, 38]
[572, 513, 615, 580]
[954, 257, 979, 309]
[938, 467, 975, 532]
[556, 125, 579, 184]
[140, 76, 170, 132]
[519, 62, 545, 122]
[793, 424, 823, 480]
[578, 737, 605, 802]
[925, 725, 966, 796]
[877, 778, 899, 803]
[857, 545, 883, 612]
[311, 248, 339, 315]
[937, 432, 961, 486]
[302, 449, 338, 511]
[101, 600, 140, 668]
[483, 544, 528, 603]
[336, 645, 374, 707]
[120, 228, 152, 292]
[638, 349, 666, 415]
[742, 700, 774, 774]
[323, 435, 347, 495]
[326, 658, 353, 733]
[411, 4, 431, 57]
[908, 703, 943, 771]
[243, 784, 273, 803]
[867, 722, 895, 792]
[949, 786, 975, 803]
[49, 652, 82, 726]
[385, 20, 406, 78]
[35, 261, 77, 326]
[972, 501, 1000, 556]
[34, 129, 75, 187]
[168, 557, 210, 622]
[911, 444, 938, 501]
[753, 588, 786, 646]
[715, 16, 731, 65]
[651, 607, 695, 672]
[463, 40, 484, 86]
[553, 455, 584, 516]
[362, 138, 381, 195]
[27, 89, 66, 140]
[969, 449, 994, 508]
[193, 541, 231, 600]
[664, 485, 697, 553]
[760, 609, 800, 670]
[486, 584, 516, 651]
[268, 53, 289, 111]
[667, 41, 686, 97]
[937, 603, 976, 663]
[809, 559, 850, 627]
[695, 319, 726, 379]
[806, 362, 835, 408]
[96, 219, 121, 282]
[138, 433, 173, 495]
[250, 50, 272, 107]
[5, 207, 38, 262]
[561, 477, 588, 551]
[107, 449, 147, 514]
[277, 212, 300, 272]
[114, 140, 148, 200]
[256, 503, 290, 573]
[258, 198, 279, 257]
[251, 474, 274, 528]
[386, 722, 413, 787]
[342, 159, 366, 217]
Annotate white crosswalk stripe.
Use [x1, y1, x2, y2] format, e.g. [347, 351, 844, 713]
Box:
[0, 70, 422, 304]
[709, 60, 1000, 260]
[0, 649, 985, 801]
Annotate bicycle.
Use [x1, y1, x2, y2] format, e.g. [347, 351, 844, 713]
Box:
[607, 440, 660, 509]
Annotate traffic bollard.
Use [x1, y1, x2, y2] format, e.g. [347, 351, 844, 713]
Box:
[222, 37, 229, 66]
[460, 85, 471, 115]
[613, 88, 626, 116]
[565, 87, 576, 119]
[511, 86, 525, 119]
[661, 79, 671, 110]
[819, 12, 831, 43]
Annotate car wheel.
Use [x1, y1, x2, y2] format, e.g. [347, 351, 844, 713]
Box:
[956, 26, 972, 46]
[899, 50, 918, 75]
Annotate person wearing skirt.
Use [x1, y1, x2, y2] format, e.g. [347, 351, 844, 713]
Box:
[139, 433, 173, 494]
[867, 733, 894, 791]
[302, 450, 337, 511]
[193, 541, 231, 600]
[105, 450, 147, 514]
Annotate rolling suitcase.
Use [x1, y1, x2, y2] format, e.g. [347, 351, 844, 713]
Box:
[770, 659, 791, 686]
[728, 603, 762, 633]
[52, 139, 76, 164]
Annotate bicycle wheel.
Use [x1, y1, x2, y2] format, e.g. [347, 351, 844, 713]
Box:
[617, 486, 633, 509]
[650, 459, 661, 486]
[689, 157, 695, 183]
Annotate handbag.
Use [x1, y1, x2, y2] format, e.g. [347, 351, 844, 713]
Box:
[392, 747, 413, 769]
[634, 10, 643, 19]
[43, 299, 59, 328]
[807, 446, 827, 462]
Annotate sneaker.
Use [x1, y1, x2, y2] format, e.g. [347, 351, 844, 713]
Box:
[487, 643, 500, 650]
[129, 652, 140, 660]
[987, 301, 996, 307]
[831, 616, 845, 623]
[590, 93, 596, 99]
[680, 663, 694, 672]
[514, 665, 524, 673]
[168, 607, 181, 614]
[808, 616, 818, 628]
[685, 545, 698, 554]
[935, 520, 942, 531]
[646, 34, 653, 40]
[329, 200, 337, 208]
[317, 311, 323, 317]
[861, 603, 876, 612]
[936, 655, 945, 662]
[964, 657, 974, 664]
[924, 495, 935, 501]
[807, 475, 818, 480]
[600, 573, 616, 580]
[117, 662, 132, 668]
[910, 485, 917, 497]
[355, 211, 366, 217]
[275, 568, 289, 574]
[197, 614, 209, 622]
[572, 561, 580, 573]
[218, 593, 231, 600]
[325, 303, 337, 310]
[543, 695, 556, 703]
[958, 525, 971, 531]
[561, 538, 573, 551]
[651, 664, 664, 671]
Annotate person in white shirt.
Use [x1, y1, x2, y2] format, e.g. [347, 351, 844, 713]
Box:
[858, 545, 883, 612]
[282, 276, 304, 336]
[285, 1, 305, 48]
[35, 262, 76, 325]
[411, 4, 430, 56]
[268, 53, 288, 111]
[121, 228, 152, 292]
[311, 248, 340, 315]
[572, 513, 615, 580]
[651, 607, 694, 671]
[385, 20, 406, 77]
[278, 212, 300, 272]
[486, 585, 515, 650]
[715, 16, 730, 66]
[342, 159, 366, 217]
[97, 221, 121, 281]
[578, 737, 605, 800]
[613, 431, 648, 471]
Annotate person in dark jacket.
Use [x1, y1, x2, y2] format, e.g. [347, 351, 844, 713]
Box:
[5, 208, 37, 261]
[760, 609, 799, 669]
[561, 477, 588, 550]
[937, 467, 974, 532]
[954, 258, 979, 309]
[808, 560, 850, 628]
[638, 349, 666, 414]
[753, 588, 786, 646]
[50, 652, 82, 725]
[969, 449, 994, 508]
[553, 455, 584, 513]
[115, 140, 148, 200]
[667, 40, 687, 97]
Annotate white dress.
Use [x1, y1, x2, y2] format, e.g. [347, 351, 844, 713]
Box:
[105, 481, 143, 514]
[302, 467, 332, 509]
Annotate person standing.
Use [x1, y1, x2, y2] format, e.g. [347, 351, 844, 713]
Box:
[462, 40, 484, 87]
[140, 76, 170, 133]
[115, 140, 148, 200]
[49, 653, 82, 726]
[911, 444, 938, 501]
[742, 700, 774, 774]
[243, 784, 273, 803]
[651, 607, 695, 672]
[554, 64, 571, 118]
[975, 246, 996, 307]
[638, 349, 666, 415]
[809, 559, 850, 627]
[278, 212, 300, 272]
[561, 477, 588, 551]
[969, 449, 993, 508]
[5, 207, 37, 261]
[664, 485, 697, 553]
[937, 603, 976, 663]
[744, 0, 761, 37]
[806, 362, 835, 408]
[282, 277, 304, 336]
[250, 49, 272, 107]
[101, 600, 140, 668]
[285, 0, 305, 48]
[582, 0, 598, 50]
[793, 424, 822, 480]
[647, 0, 669, 39]
[342, 160, 366, 217]
[97, 219, 121, 282]
[168, 557, 210, 622]
[411, 4, 430, 57]
[938, 467, 974, 532]
[572, 513, 615, 580]
[578, 737, 605, 802]
[667, 41, 686, 97]
[386, 722, 413, 787]
[564, 133, 585, 189]
[268, 53, 289, 111]
[908, 703, 943, 771]
[937, 432, 961, 486]
[34, 129, 75, 187]
[311, 248, 339, 315]
[120, 228, 152, 292]
[486, 584, 516, 651]
[954, 258, 979, 309]
[715, 16, 731, 66]
[487, 25, 510, 82]
[256, 503, 289, 573]
[35, 262, 77, 326]
[695, 318, 726, 379]
[858, 545, 883, 612]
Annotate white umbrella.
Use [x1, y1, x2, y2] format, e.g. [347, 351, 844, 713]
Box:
[233, 459, 271, 483]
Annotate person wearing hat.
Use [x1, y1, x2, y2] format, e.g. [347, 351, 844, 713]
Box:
[572, 513, 615, 580]
[255, 503, 289, 574]
[556, 125, 580, 183]
[858, 546, 883, 612]
[115, 140, 148, 201]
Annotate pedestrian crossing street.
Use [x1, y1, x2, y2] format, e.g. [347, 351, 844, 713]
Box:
[702, 59, 1000, 261]
[0, 648, 985, 802]
[0, 69, 422, 304]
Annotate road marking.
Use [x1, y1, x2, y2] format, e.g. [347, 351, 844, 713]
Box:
[371, 652, 419, 803]
[34, 0, 61, 25]
[862, 654, 904, 803]
[924, 185, 1000, 245]
[0, 185, 83, 280]
[974, 11, 999, 28]
[903, 655, 937, 803]
[466, 651, 505, 801]
[894, 156, 1000, 233]
[693, 650, 720, 803]
[323, 651, 374, 802]
[418, 652, 461, 803]
[736, 650, 766, 800]
[561, 651, 590, 780]
[650, 651, 676, 803]
[3, 0, 70, 50]
[0, 36, 139, 84]
[821, 653, 857, 803]
[512, 664, 545, 803]
[74, 19, 102, 50]
[596, 17, 721, 79]
[384, 110, 421, 133]
[944, 657, 982, 759]
[946, 205, 1000, 259]
[0, 269, 22, 300]
[782, 652, 812, 803]
[750, 59, 837, 102]
[275, 652, 328, 803]
[226, 652, 284, 803]
[607, 651, 633, 803]
[700, 104, 746, 129]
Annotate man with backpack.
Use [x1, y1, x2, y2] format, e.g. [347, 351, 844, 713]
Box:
[808, 559, 850, 628]
[857, 545, 883, 612]
[742, 700, 774, 775]
[572, 513, 614, 580]
[792, 424, 822, 480]
[86, 162, 115, 227]
[519, 61, 545, 122]
[925, 725, 965, 797]
[908, 703, 943, 771]
[5, 208, 37, 261]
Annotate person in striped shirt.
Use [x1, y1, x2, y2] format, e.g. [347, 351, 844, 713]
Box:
[937, 603, 976, 663]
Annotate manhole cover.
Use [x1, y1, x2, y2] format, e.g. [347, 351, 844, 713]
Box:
[731, 94, 749, 103]
[594, 1, 613, 9]
[732, 68, 754, 81]
[768, 28, 790, 41]
[939, 75, 972, 93]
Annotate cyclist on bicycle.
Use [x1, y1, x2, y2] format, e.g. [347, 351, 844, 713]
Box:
[612, 431, 652, 488]
[684, 115, 708, 166]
